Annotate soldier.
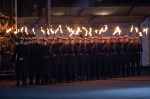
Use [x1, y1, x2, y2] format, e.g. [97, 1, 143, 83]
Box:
[93, 37, 99, 79]
[103, 37, 112, 78]
[74, 37, 81, 81]
[25, 37, 32, 83]
[30, 37, 41, 85]
[61, 38, 68, 83]
[109, 37, 117, 77]
[47, 37, 54, 83]
[39, 37, 43, 45]
[80, 38, 87, 81]
[122, 35, 130, 77]
[41, 38, 51, 85]
[65, 38, 72, 83]
[12, 37, 28, 86]
[97, 37, 105, 79]
[116, 37, 124, 77]
[51, 38, 62, 83]
[128, 38, 135, 76]
[86, 37, 94, 80]
[133, 37, 143, 76]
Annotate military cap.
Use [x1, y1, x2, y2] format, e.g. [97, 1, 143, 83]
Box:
[26, 37, 32, 41]
[129, 37, 133, 40]
[134, 37, 139, 40]
[18, 37, 24, 40]
[124, 35, 129, 38]
[38, 37, 43, 40]
[32, 37, 37, 40]
[43, 38, 48, 42]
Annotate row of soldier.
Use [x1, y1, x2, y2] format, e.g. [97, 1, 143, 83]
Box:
[12, 35, 143, 86]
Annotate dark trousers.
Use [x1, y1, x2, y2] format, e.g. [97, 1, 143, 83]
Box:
[80, 55, 86, 80]
[134, 53, 141, 76]
[53, 55, 60, 82]
[41, 58, 51, 84]
[16, 60, 27, 84]
[60, 55, 66, 82]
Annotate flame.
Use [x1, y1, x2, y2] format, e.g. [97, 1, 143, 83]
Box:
[143, 28, 148, 35]
[50, 28, 55, 34]
[104, 25, 108, 32]
[14, 31, 17, 34]
[32, 28, 36, 34]
[6, 28, 12, 33]
[21, 27, 24, 32]
[47, 28, 50, 35]
[75, 27, 82, 35]
[67, 26, 75, 37]
[99, 28, 104, 35]
[25, 26, 28, 34]
[55, 27, 60, 34]
[41, 27, 45, 35]
[113, 26, 121, 35]
[139, 32, 143, 37]
[18, 29, 21, 32]
[95, 30, 98, 34]
[130, 25, 134, 32]
[59, 25, 63, 34]
[82, 27, 88, 36]
[89, 28, 92, 36]
[135, 27, 138, 33]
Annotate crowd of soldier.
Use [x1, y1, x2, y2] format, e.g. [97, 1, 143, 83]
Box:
[12, 35, 143, 86]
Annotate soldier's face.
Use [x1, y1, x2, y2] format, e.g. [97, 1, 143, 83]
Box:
[32, 39, 37, 44]
[43, 41, 47, 45]
[58, 39, 62, 43]
[26, 41, 31, 45]
[129, 40, 133, 43]
[19, 40, 24, 44]
[134, 39, 139, 43]
[101, 39, 105, 43]
[94, 39, 98, 43]
[90, 39, 94, 43]
[119, 39, 123, 42]
[39, 40, 43, 44]
[124, 38, 129, 42]
[71, 40, 74, 44]
[111, 39, 116, 43]
[105, 39, 110, 43]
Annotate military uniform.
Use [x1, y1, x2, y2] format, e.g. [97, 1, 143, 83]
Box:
[41, 39, 51, 85]
[30, 38, 41, 85]
[13, 37, 28, 86]
[133, 38, 143, 76]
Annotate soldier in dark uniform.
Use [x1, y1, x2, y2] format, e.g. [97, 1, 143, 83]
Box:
[79, 38, 87, 81]
[133, 37, 143, 76]
[41, 38, 51, 85]
[61, 38, 68, 83]
[103, 37, 112, 78]
[122, 35, 130, 77]
[30, 37, 41, 85]
[97, 37, 105, 79]
[65, 38, 72, 83]
[128, 38, 135, 76]
[47, 37, 54, 83]
[109, 37, 117, 77]
[51, 38, 62, 83]
[68, 38, 78, 82]
[116, 37, 124, 77]
[93, 37, 99, 79]
[13, 37, 28, 86]
[25, 37, 32, 83]
[86, 37, 94, 80]
[74, 37, 82, 81]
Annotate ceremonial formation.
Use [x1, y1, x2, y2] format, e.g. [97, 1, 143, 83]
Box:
[12, 35, 143, 86]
